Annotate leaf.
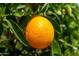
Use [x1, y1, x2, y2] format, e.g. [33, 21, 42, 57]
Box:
[51, 40, 61, 55]
[53, 13, 62, 24]
[49, 4, 57, 13]
[14, 11, 24, 17]
[19, 15, 31, 31]
[46, 16, 61, 33]
[0, 6, 5, 17]
[25, 7, 33, 15]
[40, 3, 48, 12]
[6, 15, 17, 23]
[0, 47, 5, 53]
[64, 5, 72, 16]
[4, 18, 28, 47]
[47, 13, 62, 24]
[0, 23, 3, 36]
[16, 5, 26, 10]
[15, 41, 23, 51]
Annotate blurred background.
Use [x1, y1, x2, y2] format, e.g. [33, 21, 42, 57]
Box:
[0, 3, 79, 56]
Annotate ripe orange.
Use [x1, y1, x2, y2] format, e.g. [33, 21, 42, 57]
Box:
[25, 16, 54, 49]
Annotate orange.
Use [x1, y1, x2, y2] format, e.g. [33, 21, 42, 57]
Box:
[25, 16, 54, 49]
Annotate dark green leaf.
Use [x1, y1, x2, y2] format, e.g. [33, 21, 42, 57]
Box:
[46, 16, 61, 33]
[40, 4, 48, 12]
[4, 18, 28, 47]
[53, 13, 62, 24]
[47, 13, 62, 24]
[49, 4, 57, 13]
[19, 15, 31, 31]
[0, 23, 3, 36]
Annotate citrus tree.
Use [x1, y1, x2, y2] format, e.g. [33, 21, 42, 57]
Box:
[0, 3, 79, 56]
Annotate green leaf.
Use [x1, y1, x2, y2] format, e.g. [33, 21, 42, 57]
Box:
[40, 3, 48, 12]
[0, 6, 5, 17]
[49, 4, 57, 13]
[16, 5, 26, 10]
[24, 7, 33, 15]
[46, 16, 61, 33]
[19, 15, 31, 31]
[53, 13, 62, 24]
[69, 21, 78, 29]
[0, 23, 3, 36]
[51, 40, 61, 55]
[4, 18, 28, 47]
[15, 41, 23, 51]
[14, 11, 24, 17]
[47, 13, 62, 24]
[64, 5, 72, 16]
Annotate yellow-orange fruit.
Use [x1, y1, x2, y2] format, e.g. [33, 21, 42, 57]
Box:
[25, 16, 54, 49]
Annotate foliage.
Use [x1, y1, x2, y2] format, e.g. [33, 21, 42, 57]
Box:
[0, 3, 79, 56]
